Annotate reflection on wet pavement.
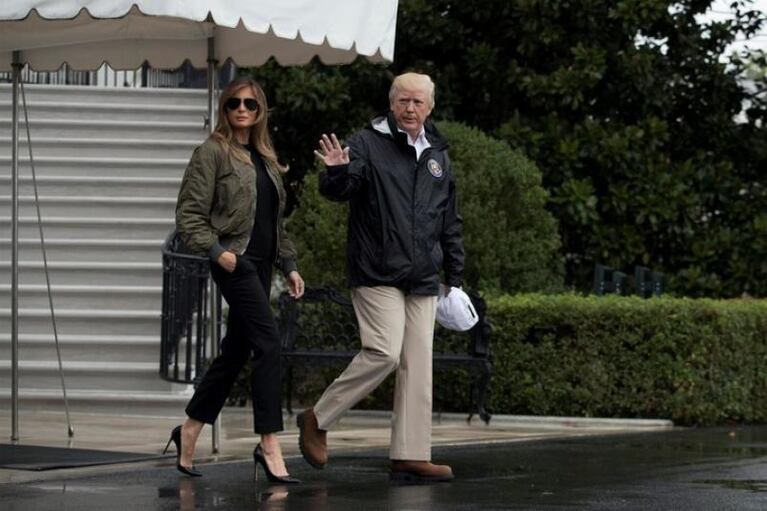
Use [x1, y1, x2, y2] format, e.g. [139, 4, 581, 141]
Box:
[694, 479, 767, 493]
[2, 427, 767, 510]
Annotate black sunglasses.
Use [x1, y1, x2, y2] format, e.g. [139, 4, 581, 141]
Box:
[225, 97, 259, 111]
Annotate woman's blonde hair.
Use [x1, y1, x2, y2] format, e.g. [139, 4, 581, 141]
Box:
[212, 77, 287, 173]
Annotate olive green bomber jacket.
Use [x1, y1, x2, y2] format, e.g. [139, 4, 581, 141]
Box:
[175, 137, 298, 277]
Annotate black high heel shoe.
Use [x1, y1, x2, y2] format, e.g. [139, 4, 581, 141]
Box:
[254, 444, 300, 484]
[163, 425, 202, 477]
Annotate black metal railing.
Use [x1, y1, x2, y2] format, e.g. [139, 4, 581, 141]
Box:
[160, 230, 219, 385]
[593, 263, 664, 297]
[0, 63, 94, 85]
[1, 60, 237, 88]
[0, 63, 186, 88]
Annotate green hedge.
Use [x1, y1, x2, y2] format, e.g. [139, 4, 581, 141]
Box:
[486, 294, 767, 425]
[288, 120, 564, 294]
[227, 294, 766, 426]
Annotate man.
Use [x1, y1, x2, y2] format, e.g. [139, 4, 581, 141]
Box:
[299, 72, 464, 482]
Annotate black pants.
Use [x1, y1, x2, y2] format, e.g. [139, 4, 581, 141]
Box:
[185, 255, 283, 433]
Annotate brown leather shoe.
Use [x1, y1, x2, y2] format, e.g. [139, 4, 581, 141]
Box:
[390, 460, 454, 482]
[297, 409, 327, 469]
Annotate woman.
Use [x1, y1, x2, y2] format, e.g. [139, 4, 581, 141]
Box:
[166, 77, 305, 483]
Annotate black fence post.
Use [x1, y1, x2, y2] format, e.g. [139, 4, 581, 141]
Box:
[634, 266, 664, 298]
[594, 264, 628, 296]
[160, 230, 216, 385]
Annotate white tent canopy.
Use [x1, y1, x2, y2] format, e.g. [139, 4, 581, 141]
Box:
[0, 0, 398, 70]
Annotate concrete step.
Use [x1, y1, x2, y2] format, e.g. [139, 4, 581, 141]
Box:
[0, 175, 181, 197]
[0, 136, 199, 159]
[0, 84, 208, 413]
[0, 118, 206, 140]
[0, 307, 160, 336]
[0, 261, 161, 286]
[0, 360, 174, 392]
[0, 195, 177, 218]
[0, 333, 161, 363]
[0, 216, 173, 239]
[0, 83, 208, 107]
[0, 387, 193, 416]
[0, 238, 162, 262]
[0, 100, 206, 123]
[0, 155, 189, 178]
[0, 284, 162, 309]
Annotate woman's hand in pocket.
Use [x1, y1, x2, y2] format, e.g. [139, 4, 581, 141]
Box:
[217, 251, 237, 273]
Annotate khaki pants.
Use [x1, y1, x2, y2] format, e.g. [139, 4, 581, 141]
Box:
[313, 286, 437, 461]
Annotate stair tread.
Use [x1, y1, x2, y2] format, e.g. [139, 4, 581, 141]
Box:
[0, 118, 203, 128]
[0, 216, 172, 223]
[0, 100, 205, 112]
[0, 238, 162, 245]
[0, 333, 157, 342]
[0, 175, 180, 183]
[0, 308, 160, 316]
[1, 283, 161, 290]
[0, 82, 206, 95]
[0, 155, 188, 165]
[0, 387, 192, 400]
[0, 135, 199, 146]
[0, 195, 176, 203]
[0, 261, 161, 268]
[0, 360, 160, 370]
[0, 85, 204, 409]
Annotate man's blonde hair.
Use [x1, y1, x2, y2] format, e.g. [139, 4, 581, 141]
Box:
[389, 72, 435, 108]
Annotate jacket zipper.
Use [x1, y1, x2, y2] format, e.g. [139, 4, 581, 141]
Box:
[411, 146, 420, 284]
[265, 163, 282, 265]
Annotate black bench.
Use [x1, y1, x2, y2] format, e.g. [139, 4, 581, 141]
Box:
[277, 286, 493, 423]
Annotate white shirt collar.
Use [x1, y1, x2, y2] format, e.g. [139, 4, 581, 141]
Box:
[397, 125, 431, 160]
[371, 117, 432, 160]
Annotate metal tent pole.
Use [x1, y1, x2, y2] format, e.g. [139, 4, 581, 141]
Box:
[10, 50, 21, 443]
[20, 80, 75, 439]
[207, 36, 221, 455]
[207, 39, 218, 134]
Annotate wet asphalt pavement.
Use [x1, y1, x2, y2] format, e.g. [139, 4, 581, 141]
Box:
[2, 426, 767, 510]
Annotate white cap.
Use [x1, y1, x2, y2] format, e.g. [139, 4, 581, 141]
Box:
[436, 287, 479, 331]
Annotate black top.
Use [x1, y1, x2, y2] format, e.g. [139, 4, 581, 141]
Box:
[318, 112, 464, 296]
[242, 144, 278, 261]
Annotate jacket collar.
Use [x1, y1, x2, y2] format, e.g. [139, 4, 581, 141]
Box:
[368, 111, 448, 151]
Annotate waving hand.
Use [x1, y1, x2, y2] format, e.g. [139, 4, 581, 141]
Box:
[314, 133, 350, 166]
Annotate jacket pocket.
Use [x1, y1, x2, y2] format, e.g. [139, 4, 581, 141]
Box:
[430, 243, 444, 272]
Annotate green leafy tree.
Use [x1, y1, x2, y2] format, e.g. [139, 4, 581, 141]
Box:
[252, 0, 767, 296]
[286, 169, 347, 290]
[389, 0, 767, 296]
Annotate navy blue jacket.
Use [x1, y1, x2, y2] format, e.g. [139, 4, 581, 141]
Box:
[319, 113, 464, 295]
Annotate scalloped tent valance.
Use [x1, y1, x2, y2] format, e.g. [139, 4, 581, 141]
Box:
[0, 0, 398, 71]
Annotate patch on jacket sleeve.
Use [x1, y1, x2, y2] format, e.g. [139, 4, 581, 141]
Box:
[427, 158, 443, 178]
